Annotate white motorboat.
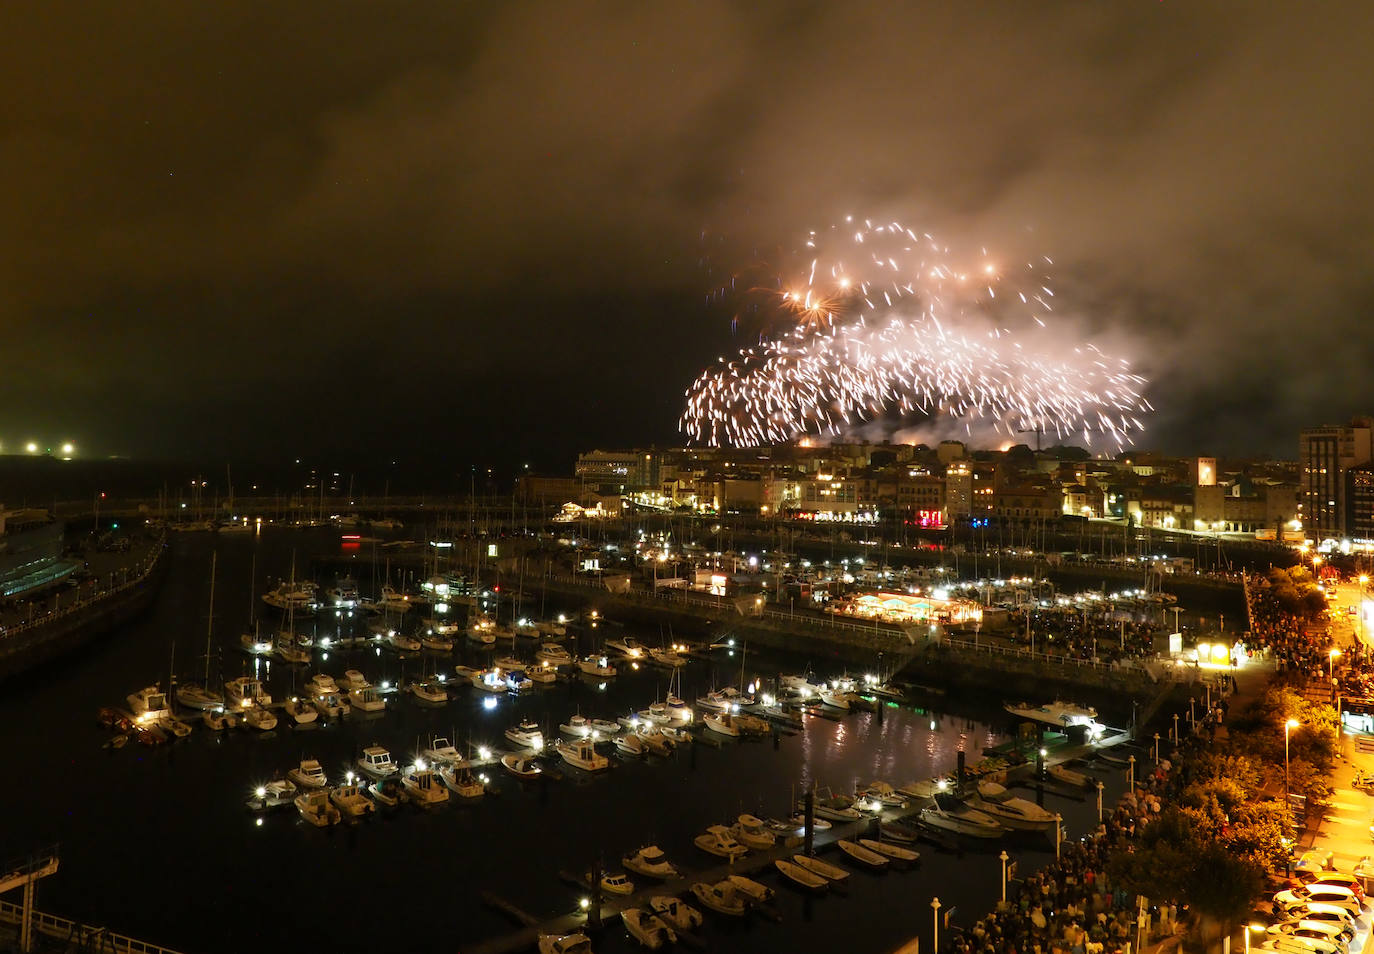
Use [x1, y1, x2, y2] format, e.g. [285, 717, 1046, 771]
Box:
[920, 797, 1005, 839]
[859, 838, 920, 865]
[526, 663, 559, 685]
[767, 813, 831, 834]
[202, 707, 236, 730]
[703, 711, 741, 737]
[731, 814, 776, 850]
[295, 789, 340, 827]
[247, 778, 297, 812]
[622, 845, 679, 881]
[330, 783, 375, 819]
[439, 763, 486, 798]
[537, 934, 593, 954]
[401, 767, 449, 807]
[559, 714, 595, 738]
[305, 673, 339, 696]
[837, 839, 890, 869]
[970, 781, 1058, 831]
[808, 793, 863, 822]
[614, 734, 646, 758]
[817, 685, 851, 709]
[241, 705, 277, 731]
[373, 585, 412, 615]
[283, 697, 318, 725]
[697, 687, 753, 712]
[493, 655, 524, 672]
[577, 655, 617, 678]
[648, 646, 686, 669]
[792, 854, 849, 884]
[312, 691, 348, 719]
[636, 702, 671, 725]
[126, 686, 171, 725]
[453, 665, 480, 682]
[605, 636, 646, 658]
[1004, 700, 1103, 736]
[536, 643, 573, 667]
[262, 580, 319, 616]
[503, 669, 533, 692]
[408, 680, 448, 705]
[288, 758, 328, 789]
[367, 777, 406, 809]
[620, 909, 675, 950]
[423, 736, 466, 767]
[694, 825, 748, 859]
[358, 745, 398, 778]
[590, 718, 620, 736]
[775, 858, 828, 891]
[1048, 763, 1092, 789]
[649, 897, 702, 933]
[778, 671, 817, 691]
[511, 618, 542, 640]
[500, 754, 543, 780]
[690, 881, 747, 917]
[225, 677, 272, 709]
[505, 720, 545, 751]
[554, 739, 608, 772]
[422, 615, 461, 636]
[471, 669, 508, 694]
[598, 872, 634, 896]
[349, 687, 387, 713]
[634, 726, 675, 757]
[858, 781, 908, 808]
[339, 669, 370, 691]
[726, 874, 775, 905]
[326, 577, 361, 609]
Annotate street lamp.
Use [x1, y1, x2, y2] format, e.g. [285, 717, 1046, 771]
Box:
[1153, 732, 1161, 763]
[1096, 780, 1104, 823]
[999, 850, 1009, 903]
[1172, 712, 1179, 741]
[1128, 755, 1135, 794]
[1054, 814, 1063, 859]
[932, 897, 942, 954]
[1246, 923, 1266, 954]
[1189, 696, 1196, 725]
[1329, 648, 1341, 681]
[1284, 718, 1300, 806]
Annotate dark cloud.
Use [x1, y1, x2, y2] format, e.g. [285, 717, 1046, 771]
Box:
[2, 1, 1371, 466]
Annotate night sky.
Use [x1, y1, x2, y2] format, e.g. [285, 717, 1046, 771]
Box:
[4, 2, 1372, 472]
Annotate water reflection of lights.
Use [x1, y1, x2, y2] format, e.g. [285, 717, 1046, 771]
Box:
[482, 696, 497, 710]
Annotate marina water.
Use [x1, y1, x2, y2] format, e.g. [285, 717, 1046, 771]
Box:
[1, 529, 1131, 953]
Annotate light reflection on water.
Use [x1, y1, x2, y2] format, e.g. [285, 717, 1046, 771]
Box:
[0, 529, 1132, 954]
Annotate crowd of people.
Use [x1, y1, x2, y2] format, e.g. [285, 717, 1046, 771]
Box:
[1007, 606, 1163, 663]
[943, 762, 1184, 954]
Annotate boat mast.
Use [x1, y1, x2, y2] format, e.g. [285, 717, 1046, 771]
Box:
[204, 552, 217, 686]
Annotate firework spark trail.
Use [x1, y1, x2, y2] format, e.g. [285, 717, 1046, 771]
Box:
[682, 220, 1151, 448]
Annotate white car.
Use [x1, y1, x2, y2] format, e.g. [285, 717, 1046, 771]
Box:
[1284, 906, 1360, 934]
[1297, 874, 1368, 902]
[1267, 919, 1352, 949]
[1261, 935, 1343, 954]
[1275, 887, 1364, 919]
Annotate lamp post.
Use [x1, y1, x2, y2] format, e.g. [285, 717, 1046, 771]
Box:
[1096, 780, 1104, 823]
[1246, 923, 1266, 954]
[932, 897, 942, 954]
[1329, 648, 1341, 682]
[1054, 814, 1063, 858]
[999, 850, 1010, 904]
[1284, 718, 1300, 807]
[1189, 696, 1196, 725]
[1153, 732, 1161, 763]
[1128, 755, 1135, 794]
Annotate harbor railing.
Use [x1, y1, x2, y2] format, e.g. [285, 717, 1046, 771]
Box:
[0, 531, 166, 641]
[0, 898, 187, 954]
